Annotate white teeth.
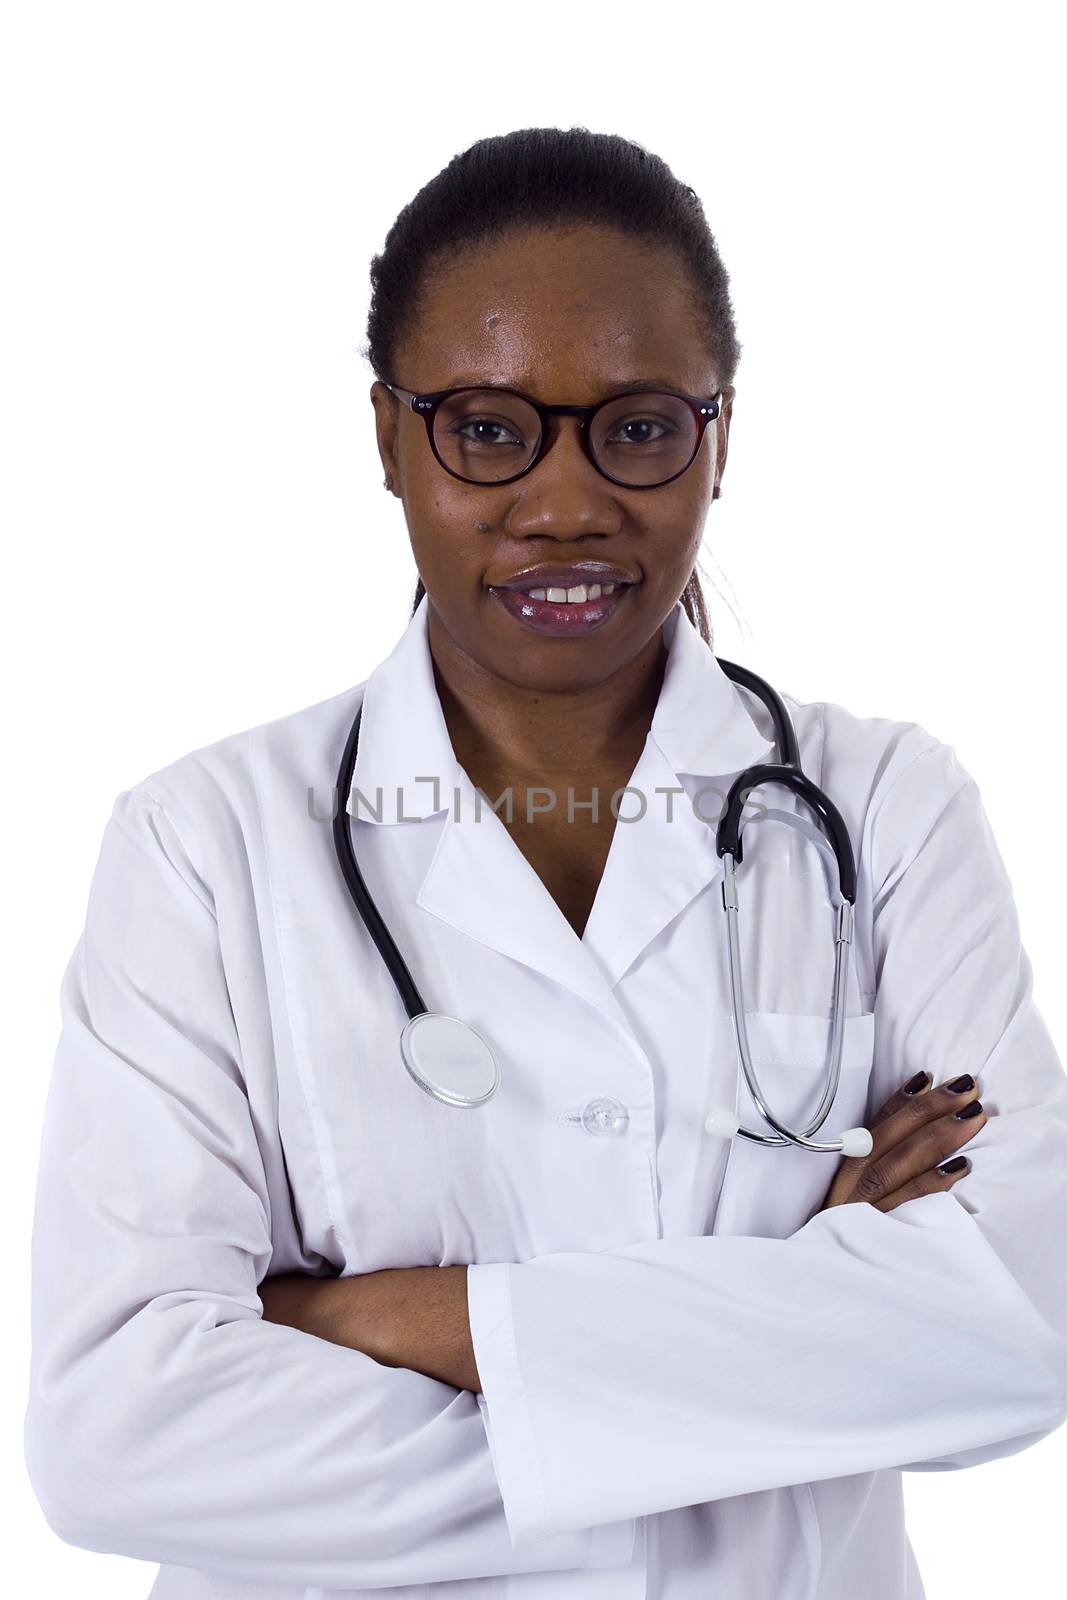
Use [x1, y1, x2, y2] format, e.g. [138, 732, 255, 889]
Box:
[527, 580, 621, 604]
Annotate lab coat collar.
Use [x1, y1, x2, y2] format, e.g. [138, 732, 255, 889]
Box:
[580, 601, 778, 986]
[646, 601, 777, 781]
[346, 593, 776, 1003]
[346, 594, 463, 825]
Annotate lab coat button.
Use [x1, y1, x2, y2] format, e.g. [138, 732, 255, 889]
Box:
[555, 1096, 630, 1135]
[580, 1095, 630, 1136]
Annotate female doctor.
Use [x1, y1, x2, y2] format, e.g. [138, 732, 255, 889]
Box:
[25, 128, 1067, 1600]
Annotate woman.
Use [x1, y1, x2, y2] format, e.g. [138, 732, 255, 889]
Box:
[25, 128, 1067, 1600]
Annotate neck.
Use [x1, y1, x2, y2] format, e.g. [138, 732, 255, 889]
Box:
[427, 608, 668, 786]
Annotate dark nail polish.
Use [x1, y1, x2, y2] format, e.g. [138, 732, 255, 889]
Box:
[903, 1071, 931, 1095]
[955, 1099, 983, 1120]
[946, 1074, 975, 1093]
[938, 1155, 969, 1175]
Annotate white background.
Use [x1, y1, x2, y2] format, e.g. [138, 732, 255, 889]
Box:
[3, 2, 1064, 1593]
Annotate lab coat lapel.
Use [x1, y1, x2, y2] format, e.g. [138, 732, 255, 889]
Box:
[580, 604, 776, 987]
[417, 779, 621, 1017]
[576, 739, 728, 989]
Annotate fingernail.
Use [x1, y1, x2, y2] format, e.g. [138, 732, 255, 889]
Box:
[938, 1155, 970, 1175]
[955, 1099, 984, 1121]
[946, 1074, 975, 1093]
[903, 1071, 931, 1095]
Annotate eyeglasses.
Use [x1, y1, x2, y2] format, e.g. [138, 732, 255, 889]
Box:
[386, 382, 725, 489]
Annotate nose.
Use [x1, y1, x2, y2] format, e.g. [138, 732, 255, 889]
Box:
[506, 416, 624, 540]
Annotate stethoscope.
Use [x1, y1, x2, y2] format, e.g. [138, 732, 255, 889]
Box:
[332, 659, 873, 1158]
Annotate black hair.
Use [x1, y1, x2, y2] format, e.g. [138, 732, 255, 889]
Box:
[363, 126, 743, 646]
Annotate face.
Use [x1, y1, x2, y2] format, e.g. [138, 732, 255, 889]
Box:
[371, 222, 733, 696]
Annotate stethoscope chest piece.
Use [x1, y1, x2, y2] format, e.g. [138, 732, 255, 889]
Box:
[399, 1012, 501, 1108]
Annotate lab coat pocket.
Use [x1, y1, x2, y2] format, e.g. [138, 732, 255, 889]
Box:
[711, 1009, 875, 1240]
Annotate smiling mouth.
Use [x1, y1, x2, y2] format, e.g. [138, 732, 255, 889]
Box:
[489, 566, 639, 633]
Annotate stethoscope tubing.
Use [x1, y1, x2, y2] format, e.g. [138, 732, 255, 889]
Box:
[332, 699, 429, 1021]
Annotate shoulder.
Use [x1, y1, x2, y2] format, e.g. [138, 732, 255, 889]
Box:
[778, 683, 980, 891]
[107, 679, 369, 884]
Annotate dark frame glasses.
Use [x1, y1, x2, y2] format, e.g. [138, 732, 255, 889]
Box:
[386, 382, 727, 489]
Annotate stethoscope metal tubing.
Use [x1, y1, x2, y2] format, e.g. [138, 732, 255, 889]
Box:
[721, 852, 855, 1150]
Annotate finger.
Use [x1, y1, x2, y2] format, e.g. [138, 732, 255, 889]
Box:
[870, 1154, 973, 1213]
[851, 1099, 988, 1205]
[818, 1075, 983, 1212]
[826, 1078, 984, 1208]
[867, 1070, 935, 1131]
[865, 1073, 982, 1161]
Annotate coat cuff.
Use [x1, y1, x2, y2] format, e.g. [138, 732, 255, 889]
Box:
[467, 1260, 637, 1566]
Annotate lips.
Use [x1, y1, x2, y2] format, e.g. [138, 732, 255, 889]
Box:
[486, 560, 642, 638]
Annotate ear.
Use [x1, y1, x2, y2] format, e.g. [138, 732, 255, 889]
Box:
[370, 382, 401, 495]
[713, 385, 736, 499]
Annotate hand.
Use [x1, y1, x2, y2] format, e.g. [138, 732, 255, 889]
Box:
[819, 1071, 988, 1213]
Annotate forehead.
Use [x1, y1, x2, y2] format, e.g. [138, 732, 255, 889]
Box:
[398, 223, 714, 402]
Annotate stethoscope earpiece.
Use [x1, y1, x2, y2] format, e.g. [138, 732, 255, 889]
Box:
[705, 1104, 741, 1139]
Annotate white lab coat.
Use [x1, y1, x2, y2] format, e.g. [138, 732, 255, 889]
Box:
[25, 594, 1067, 1600]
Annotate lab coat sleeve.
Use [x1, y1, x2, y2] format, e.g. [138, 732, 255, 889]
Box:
[23, 788, 636, 1588]
[466, 738, 1067, 1545]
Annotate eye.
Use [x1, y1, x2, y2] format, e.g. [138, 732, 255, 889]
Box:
[604, 414, 679, 447]
[447, 416, 525, 449]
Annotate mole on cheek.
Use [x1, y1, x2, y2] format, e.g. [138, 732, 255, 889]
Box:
[476, 521, 490, 532]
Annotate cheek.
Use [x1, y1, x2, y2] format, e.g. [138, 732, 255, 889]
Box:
[405, 486, 490, 586]
[682, 447, 717, 514]
[642, 489, 710, 578]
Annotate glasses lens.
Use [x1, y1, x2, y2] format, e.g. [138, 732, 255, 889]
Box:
[433, 389, 541, 483]
[589, 392, 700, 486]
